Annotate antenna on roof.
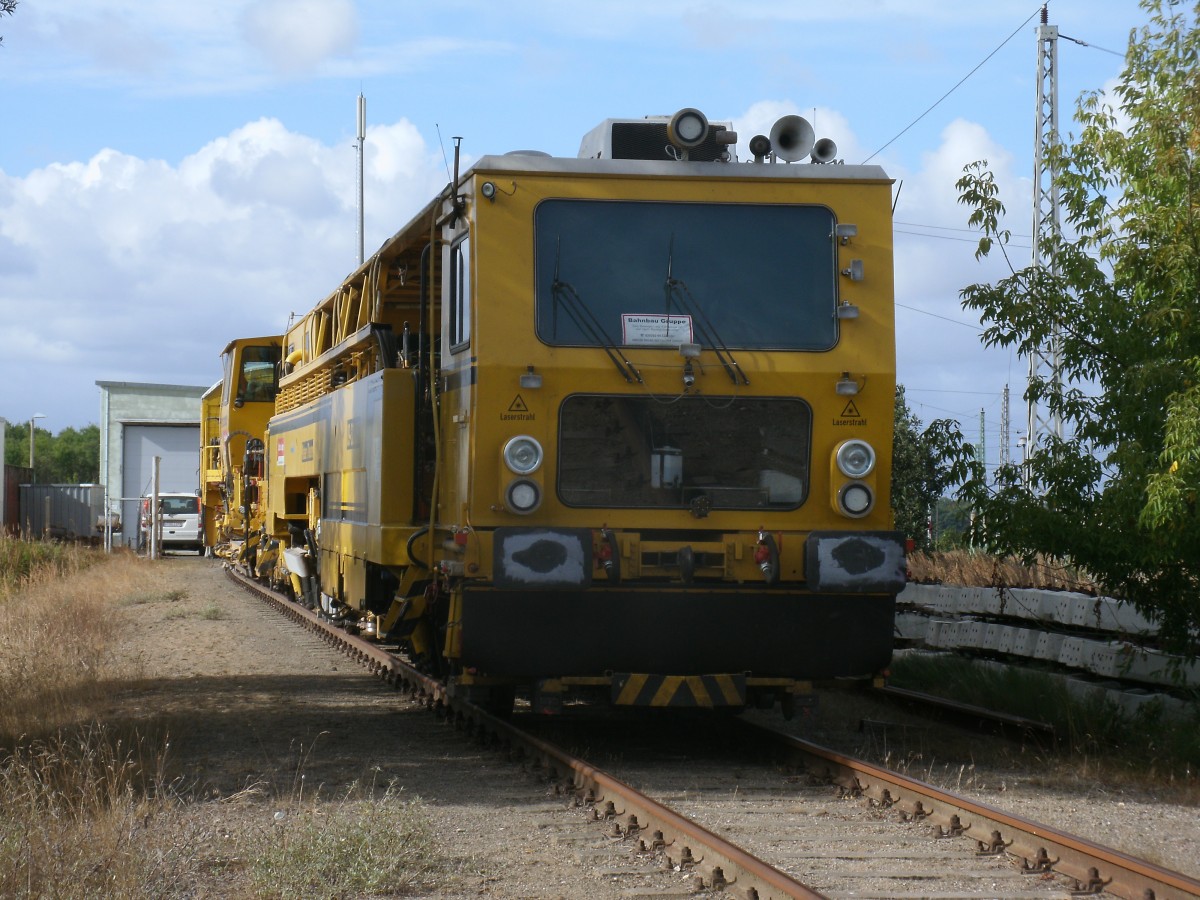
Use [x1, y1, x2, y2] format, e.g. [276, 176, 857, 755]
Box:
[356, 93, 366, 266]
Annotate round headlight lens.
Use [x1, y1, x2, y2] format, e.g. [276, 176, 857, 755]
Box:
[668, 108, 709, 148]
[838, 482, 874, 518]
[503, 436, 543, 475]
[836, 440, 876, 478]
[505, 479, 542, 514]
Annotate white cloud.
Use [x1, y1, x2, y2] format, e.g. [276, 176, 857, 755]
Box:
[0, 116, 443, 427]
[885, 117, 1034, 454]
[240, 0, 359, 75]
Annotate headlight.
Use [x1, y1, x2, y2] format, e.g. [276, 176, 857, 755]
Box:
[503, 435, 543, 474]
[837, 482, 874, 518]
[836, 439, 875, 478]
[505, 479, 542, 514]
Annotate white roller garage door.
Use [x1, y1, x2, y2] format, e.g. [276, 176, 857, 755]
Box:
[120, 425, 200, 547]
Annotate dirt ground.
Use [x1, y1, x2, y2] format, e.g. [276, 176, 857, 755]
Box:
[107, 555, 1200, 897]
[107, 556, 696, 899]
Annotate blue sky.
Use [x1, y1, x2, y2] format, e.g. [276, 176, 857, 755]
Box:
[0, 0, 1145, 471]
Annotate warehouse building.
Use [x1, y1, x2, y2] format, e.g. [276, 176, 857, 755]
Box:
[96, 380, 210, 547]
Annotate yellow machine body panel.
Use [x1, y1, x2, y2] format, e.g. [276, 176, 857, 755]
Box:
[205, 336, 283, 557]
[199, 381, 222, 551]
[439, 162, 896, 550]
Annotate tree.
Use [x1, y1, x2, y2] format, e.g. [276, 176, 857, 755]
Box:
[955, 0, 1200, 658]
[3, 420, 36, 473]
[3, 420, 100, 483]
[891, 385, 969, 552]
[1, 0, 17, 47]
[50, 426, 101, 483]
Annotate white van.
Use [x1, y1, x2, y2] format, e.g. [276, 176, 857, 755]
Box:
[140, 493, 204, 555]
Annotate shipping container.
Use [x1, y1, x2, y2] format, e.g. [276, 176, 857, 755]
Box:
[3, 465, 32, 534]
[17, 483, 107, 541]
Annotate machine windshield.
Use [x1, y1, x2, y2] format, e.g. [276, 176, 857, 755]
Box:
[237, 345, 281, 403]
[535, 199, 839, 351]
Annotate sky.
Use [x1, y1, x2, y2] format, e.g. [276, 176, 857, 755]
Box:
[0, 0, 1148, 473]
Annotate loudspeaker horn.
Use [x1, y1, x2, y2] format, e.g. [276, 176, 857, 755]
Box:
[811, 137, 838, 163]
[769, 115, 815, 162]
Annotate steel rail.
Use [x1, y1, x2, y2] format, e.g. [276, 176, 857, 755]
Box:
[875, 683, 1058, 739]
[746, 718, 1200, 900]
[226, 567, 825, 899]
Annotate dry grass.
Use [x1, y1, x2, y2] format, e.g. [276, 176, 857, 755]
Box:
[0, 538, 445, 898]
[0, 539, 172, 742]
[887, 653, 1200, 801]
[0, 726, 202, 898]
[0, 726, 443, 899]
[0, 536, 98, 595]
[907, 549, 1102, 594]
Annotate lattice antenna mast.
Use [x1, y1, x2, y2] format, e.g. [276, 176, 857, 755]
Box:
[977, 407, 986, 471]
[1028, 5, 1065, 483]
[999, 384, 1011, 469]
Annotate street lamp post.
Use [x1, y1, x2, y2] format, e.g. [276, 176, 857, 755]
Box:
[29, 413, 46, 477]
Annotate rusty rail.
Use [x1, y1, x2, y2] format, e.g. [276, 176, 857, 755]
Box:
[227, 567, 825, 898]
[876, 683, 1058, 740]
[747, 718, 1200, 899]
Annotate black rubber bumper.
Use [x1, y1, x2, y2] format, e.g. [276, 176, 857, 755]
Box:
[459, 585, 894, 680]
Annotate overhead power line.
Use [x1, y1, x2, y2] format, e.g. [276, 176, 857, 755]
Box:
[863, 6, 1044, 163]
[1059, 32, 1124, 56]
[895, 301, 985, 332]
[894, 227, 1032, 249]
[895, 220, 1032, 239]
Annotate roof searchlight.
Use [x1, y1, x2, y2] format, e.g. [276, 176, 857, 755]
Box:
[665, 107, 738, 161]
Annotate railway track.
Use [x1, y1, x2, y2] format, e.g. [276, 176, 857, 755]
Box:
[873, 683, 1059, 742]
[227, 566, 1200, 899]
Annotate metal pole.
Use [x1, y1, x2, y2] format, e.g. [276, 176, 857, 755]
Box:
[0, 416, 6, 532]
[356, 93, 366, 266]
[151, 455, 161, 560]
[28, 413, 45, 482]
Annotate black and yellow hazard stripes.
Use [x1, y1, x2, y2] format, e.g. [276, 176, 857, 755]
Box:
[611, 673, 746, 708]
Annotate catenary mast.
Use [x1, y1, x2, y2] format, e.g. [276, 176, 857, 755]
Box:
[1027, 5, 1065, 484]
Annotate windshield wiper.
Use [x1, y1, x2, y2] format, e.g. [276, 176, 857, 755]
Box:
[552, 239, 643, 383]
[664, 237, 750, 386]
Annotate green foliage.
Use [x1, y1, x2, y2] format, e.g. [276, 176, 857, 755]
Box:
[3, 421, 100, 484]
[891, 386, 975, 551]
[0, 0, 16, 47]
[50, 425, 101, 483]
[931, 498, 973, 549]
[955, 0, 1200, 657]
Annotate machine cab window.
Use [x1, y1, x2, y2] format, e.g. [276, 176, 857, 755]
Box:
[235, 345, 282, 405]
[449, 235, 471, 353]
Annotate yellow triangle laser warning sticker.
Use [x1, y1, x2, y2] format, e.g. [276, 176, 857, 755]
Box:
[508, 395, 529, 412]
[840, 400, 862, 418]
